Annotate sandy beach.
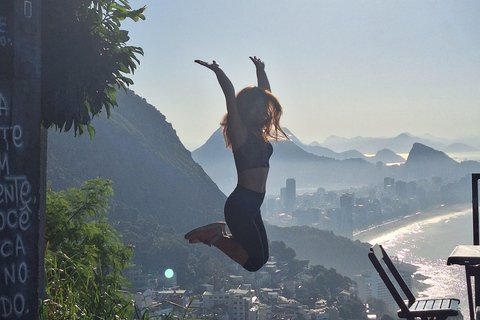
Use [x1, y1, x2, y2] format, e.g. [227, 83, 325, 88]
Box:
[353, 202, 473, 243]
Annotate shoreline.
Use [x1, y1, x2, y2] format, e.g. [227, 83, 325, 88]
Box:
[353, 202, 472, 243]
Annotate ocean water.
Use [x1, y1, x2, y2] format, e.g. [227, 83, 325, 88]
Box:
[356, 207, 474, 317]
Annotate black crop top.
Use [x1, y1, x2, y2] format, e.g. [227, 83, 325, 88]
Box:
[233, 133, 273, 173]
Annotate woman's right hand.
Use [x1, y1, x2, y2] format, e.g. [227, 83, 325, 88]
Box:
[194, 59, 220, 71]
[249, 56, 265, 69]
[195, 59, 236, 111]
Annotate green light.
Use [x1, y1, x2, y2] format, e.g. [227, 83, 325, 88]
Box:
[165, 269, 174, 279]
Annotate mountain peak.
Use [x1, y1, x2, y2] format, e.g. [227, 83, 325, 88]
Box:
[405, 143, 457, 166]
[396, 132, 413, 139]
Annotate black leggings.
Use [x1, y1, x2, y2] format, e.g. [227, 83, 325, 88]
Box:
[224, 184, 268, 272]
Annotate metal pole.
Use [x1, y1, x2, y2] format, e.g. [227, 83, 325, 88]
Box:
[472, 174, 480, 315]
[473, 174, 480, 245]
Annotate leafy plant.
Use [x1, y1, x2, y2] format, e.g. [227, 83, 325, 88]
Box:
[41, 178, 135, 319]
[41, 0, 145, 137]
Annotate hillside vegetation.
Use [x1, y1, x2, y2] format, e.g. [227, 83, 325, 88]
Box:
[47, 90, 226, 233]
[267, 225, 372, 276]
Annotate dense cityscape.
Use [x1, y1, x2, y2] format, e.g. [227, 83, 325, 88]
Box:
[264, 175, 471, 239]
[123, 175, 471, 320]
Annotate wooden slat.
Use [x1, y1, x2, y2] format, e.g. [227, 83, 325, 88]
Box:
[442, 299, 455, 310]
[416, 300, 427, 310]
[439, 299, 449, 309]
[424, 299, 434, 310]
[409, 301, 419, 311]
[432, 299, 442, 310]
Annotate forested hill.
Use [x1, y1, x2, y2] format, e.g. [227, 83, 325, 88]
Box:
[267, 225, 372, 276]
[47, 89, 226, 233]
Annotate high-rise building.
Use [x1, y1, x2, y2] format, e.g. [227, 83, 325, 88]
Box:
[285, 178, 296, 213]
[339, 193, 354, 238]
[396, 180, 407, 201]
[355, 197, 367, 229]
[384, 177, 395, 197]
[407, 181, 417, 199]
[384, 177, 394, 190]
[294, 208, 321, 226]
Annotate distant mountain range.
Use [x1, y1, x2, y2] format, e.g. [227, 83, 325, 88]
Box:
[193, 128, 480, 194]
[316, 132, 480, 154]
[284, 128, 406, 164]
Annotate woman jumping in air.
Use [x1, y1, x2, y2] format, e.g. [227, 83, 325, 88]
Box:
[185, 56, 288, 272]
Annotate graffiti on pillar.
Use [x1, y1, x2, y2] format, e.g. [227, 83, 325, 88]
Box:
[0, 1, 41, 318]
[0, 15, 13, 47]
[0, 91, 35, 318]
[0, 94, 7, 117]
[0, 6, 14, 80]
[0, 96, 33, 318]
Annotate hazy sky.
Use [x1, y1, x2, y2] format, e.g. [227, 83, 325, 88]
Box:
[123, 1, 480, 150]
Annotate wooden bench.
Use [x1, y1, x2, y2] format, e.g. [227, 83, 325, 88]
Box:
[368, 244, 459, 320]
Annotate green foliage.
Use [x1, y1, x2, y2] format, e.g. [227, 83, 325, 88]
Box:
[296, 265, 354, 307]
[41, 178, 135, 319]
[115, 217, 231, 290]
[41, 0, 145, 137]
[338, 297, 368, 320]
[270, 241, 297, 262]
[266, 225, 372, 277]
[366, 296, 396, 319]
[270, 240, 306, 278]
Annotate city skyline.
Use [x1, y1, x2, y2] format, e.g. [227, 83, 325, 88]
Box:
[123, 0, 480, 150]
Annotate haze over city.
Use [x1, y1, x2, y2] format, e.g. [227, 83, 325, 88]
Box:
[123, 0, 480, 150]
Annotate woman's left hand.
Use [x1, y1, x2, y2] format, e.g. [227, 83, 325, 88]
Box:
[194, 59, 220, 71]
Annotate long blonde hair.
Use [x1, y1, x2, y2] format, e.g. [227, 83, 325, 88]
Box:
[220, 86, 288, 148]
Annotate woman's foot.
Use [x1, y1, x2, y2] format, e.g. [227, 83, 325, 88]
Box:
[184, 222, 226, 246]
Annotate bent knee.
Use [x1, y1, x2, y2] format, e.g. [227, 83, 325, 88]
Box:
[242, 258, 266, 272]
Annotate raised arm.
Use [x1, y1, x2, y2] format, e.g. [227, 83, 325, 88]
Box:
[195, 59, 247, 146]
[250, 56, 271, 92]
[195, 60, 236, 114]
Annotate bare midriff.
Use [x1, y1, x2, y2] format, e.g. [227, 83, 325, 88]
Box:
[237, 167, 269, 194]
